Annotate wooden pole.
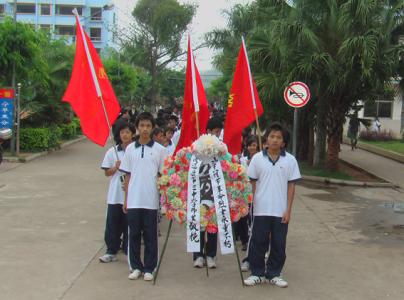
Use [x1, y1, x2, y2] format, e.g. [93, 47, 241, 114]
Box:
[195, 111, 200, 138]
[254, 108, 263, 150]
[153, 219, 173, 285]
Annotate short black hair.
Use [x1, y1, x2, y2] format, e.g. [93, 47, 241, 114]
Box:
[264, 122, 290, 148]
[152, 127, 164, 137]
[246, 135, 259, 148]
[118, 122, 136, 134]
[135, 112, 155, 128]
[164, 127, 174, 134]
[206, 117, 223, 131]
[168, 115, 179, 124]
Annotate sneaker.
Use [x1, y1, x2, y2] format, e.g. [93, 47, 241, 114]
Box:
[206, 256, 216, 269]
[193, 256, 204, 268]
[128, 269, 142, 280]
[143, 272, 154, 281]
[99, 254, 117, 263]
[244, 275, 267, 286]
[241, 261, 249, 272]
[269, 276, 288, 288]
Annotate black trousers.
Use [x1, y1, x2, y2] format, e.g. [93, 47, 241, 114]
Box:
[193, 231, 217, 260]
[249, 216, 288, 279]
[104, 204, 127, 255]
[126, 209, 158, 273]
[234, 216, 249, 245]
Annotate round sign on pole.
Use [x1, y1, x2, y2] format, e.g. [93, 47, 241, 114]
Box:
[283, 81, 311, 108]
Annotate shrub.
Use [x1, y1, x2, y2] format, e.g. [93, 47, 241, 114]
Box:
[48, 126, 63, 149]
[60, 122, 77, 139]
[359, 129, 395, 141]
[20, 128, 51, 152]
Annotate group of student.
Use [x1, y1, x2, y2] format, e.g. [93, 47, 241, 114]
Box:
[99, 108, 301, 288]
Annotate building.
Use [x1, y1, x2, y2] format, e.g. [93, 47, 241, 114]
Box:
[345, 83, 404, 139]
[0, 0, 117, 53]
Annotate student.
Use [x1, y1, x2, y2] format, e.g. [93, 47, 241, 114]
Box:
[164, 127, 176, 155]
[99, 123, 135, 263]
[240, 135, 259, 167]
[244, 123, 301, 287]
[167, 115, 179, 132]
[193, 117, 223, 269]
[152, 127, 166, 146]
[120, 112, 167, 281]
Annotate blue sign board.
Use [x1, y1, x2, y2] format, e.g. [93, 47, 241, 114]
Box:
[0, 98, 14, 129]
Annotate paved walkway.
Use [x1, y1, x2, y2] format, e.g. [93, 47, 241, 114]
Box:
[340, 144, 404, 188]
[0, 140, 403, 300]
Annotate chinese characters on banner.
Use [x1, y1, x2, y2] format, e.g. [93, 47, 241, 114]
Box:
[0, 88, 15, 129]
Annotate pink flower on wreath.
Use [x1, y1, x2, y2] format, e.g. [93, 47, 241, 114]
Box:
[179, 190, 187, 201]
[220, 160, 231, 172]
[229, 171, 238, 179]
[169, 173, 181, 186]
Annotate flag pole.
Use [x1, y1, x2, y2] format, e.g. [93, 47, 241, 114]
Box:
[189, 35, 201, 138]
[242, 37, 263, 150]
[73, 8, 119, 158]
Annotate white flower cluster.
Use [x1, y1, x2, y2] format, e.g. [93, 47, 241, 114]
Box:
[192, 134, 227, 160]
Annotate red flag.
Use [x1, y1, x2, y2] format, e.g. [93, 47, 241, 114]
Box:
[223, 39, 264, 154]
[174, 38, 209, 154]
[62, 14, 120, 146]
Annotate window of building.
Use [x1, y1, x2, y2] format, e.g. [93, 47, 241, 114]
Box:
[41, 4, 51, 16]
[17, 4, 36, 14]
[0, 4, 5, 16]
[56, 5, 82, 16]
[55, 25, 75, 36]
[91, 7, 102, 20]
[364, 100, 393, 118]
[90, 28, 102, 41]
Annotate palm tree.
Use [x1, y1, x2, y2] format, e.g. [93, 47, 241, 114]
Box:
[250, 0, 404, 170]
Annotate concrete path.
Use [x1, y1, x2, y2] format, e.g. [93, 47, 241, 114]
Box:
[340, 144, 404, 188]
[1, 140, 403, 300]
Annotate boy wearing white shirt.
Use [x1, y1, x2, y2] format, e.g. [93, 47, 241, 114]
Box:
[99, 123, 135, 263]
[120, 112, 167, 282]
[244, 123, 301, 287]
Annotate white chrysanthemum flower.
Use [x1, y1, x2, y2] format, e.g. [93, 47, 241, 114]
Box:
[192, 134, 227, 160]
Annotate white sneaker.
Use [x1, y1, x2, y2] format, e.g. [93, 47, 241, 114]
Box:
[244, 275, 268, 286]
[193, 257, 204, 268]
[99, 254, 117, 263]
[128, 269, 142, 280]
[143, 272, 154, 281]
[206, 256, 216, 269]
[241, 261, 249, 272]
[269, 276, 288, 288]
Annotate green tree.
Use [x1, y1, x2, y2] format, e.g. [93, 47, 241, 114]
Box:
[159, 68, 185, 106]
[250, 0, 404, 170]
[121, 0, 196, 106]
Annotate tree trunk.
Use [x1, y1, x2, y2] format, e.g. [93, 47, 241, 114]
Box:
[313, 98, 327, 167]
[326, 130, 340, 171]
[308, 126, 315, 166]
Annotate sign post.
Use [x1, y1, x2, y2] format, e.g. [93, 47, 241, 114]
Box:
[283, 82, 311, 156]
[0, 88, 15, 130]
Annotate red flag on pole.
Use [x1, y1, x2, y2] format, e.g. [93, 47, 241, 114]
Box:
[174, 37, 209, 154]
[62, 13, 120, 146]
[223, 38, 264, 155]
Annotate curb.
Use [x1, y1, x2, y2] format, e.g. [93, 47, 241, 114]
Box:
[3, 136, 86, 163]
[301, 175, 398, 188]
[343, 139, 404, 164]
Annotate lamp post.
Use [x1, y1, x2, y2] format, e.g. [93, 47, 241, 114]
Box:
[16, 83, 21, 156]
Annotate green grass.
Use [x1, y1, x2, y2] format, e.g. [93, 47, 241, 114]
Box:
[300, 162, 353, 181]
[360, 140, 404, 155]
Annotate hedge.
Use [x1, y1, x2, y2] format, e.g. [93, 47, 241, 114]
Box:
[20, 120, 81, 152]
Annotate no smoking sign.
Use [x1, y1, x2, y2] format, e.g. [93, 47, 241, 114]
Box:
[284, 81, 311, 108]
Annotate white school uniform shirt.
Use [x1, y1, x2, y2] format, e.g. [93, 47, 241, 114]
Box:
[120, 140, 167, 210]
[247, 150, 301, 217]
[101, 145, 125, 205]
[166, 140, 176, 156]
[172, 129, 181, 146]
